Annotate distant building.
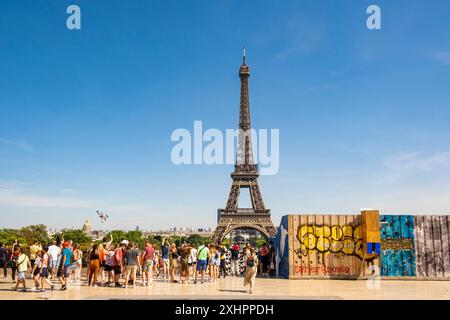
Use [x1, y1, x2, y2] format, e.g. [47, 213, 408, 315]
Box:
[82, 220, 91, 234]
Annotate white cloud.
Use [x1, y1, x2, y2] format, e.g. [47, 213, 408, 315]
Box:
[383, 151, 450, 172]
[0, 137, 35, 153]
[376, 151, 450, 184]
[0, 179, 94, 209]
[0, 188, 94, 209]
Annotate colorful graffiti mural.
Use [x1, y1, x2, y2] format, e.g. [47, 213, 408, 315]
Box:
[380, 215, 416, 277]
[276, 213, 450, 279]
[289, 214, 374, 278]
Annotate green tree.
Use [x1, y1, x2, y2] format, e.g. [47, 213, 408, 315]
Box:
[19, 224, 49, 245]
[0, 229, 24, 246]
[126, 230, 144, 248]
[61, 229, 92, 244]
[106, 230, 127, 243]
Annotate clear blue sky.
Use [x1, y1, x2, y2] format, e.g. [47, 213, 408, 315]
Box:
[1, 0, 450, 231]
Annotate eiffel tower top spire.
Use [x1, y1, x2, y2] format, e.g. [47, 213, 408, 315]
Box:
[235, 48, 257, 176]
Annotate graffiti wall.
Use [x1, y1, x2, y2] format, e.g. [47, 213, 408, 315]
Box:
[414, 215, 450, 278]
[289, 214, 376, 279]
[276, 213, 450, 279]
[380, 215, 416, 276]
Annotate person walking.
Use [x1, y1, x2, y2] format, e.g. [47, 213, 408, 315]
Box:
[169, 243, 179, 283]
[87, 244, 101, 287]
[104, 245, 115, 286]
[57, 241, 72, 291]
[29, 241, 41, 268]
[39, 247, 54, 292]
[11, 247, 30, 292]
[141, 241, 155, 286]
[194, 242, 209, 284]
[219, 244, 227, 278]
[188, 244, 197, 282]
[97, 244, 108, 286]
[179, 243, 191, 284]
[152, 247, 160, 279]
[47, 240, 61, 278]
[113, 242, 126, 287]
[230, 243, 240, 277]
[0, 243, 8, 278]
[72, 244, 83, 283]
[161, 239, 170, 280]
[31, 250, 42, 290]
[208, 244, 219, 282]
[124, 242, 140, 288]
[10, 246, 19, 282]
[260, 242, 269, 275]
[268, 241, 276, 276]
[243, 247, 258, 294]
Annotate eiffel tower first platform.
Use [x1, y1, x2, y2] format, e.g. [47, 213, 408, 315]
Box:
[211, 50, 277, 244]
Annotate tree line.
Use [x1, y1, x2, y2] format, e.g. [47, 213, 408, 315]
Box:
[0, 225, 215, 251]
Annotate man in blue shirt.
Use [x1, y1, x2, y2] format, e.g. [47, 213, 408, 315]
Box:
[161, 239, 170, 280]
[58, 242, 72, 290]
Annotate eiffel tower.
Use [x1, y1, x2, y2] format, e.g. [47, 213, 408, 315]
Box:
[211, 49, 277, 244]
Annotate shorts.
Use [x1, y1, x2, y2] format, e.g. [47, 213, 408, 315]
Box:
[169, 259, 178, 269]
[143, 260, 153, 272]
[50, 259, 58, 269]
[125, 265, 138, 273]
[196, 260, 207, 271]
[113, 266, 122, 275]
[40, 267, 49, 278]
[57, 265, 70, 277]
[33, 267, 41, 276]
[163, 258, 170, 269]
[18, 272, 26, 281]
[104, 265, 113, 272]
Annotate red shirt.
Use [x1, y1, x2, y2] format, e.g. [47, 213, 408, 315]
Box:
[143, 245, 155, 261]
[114, 248, 123, 266]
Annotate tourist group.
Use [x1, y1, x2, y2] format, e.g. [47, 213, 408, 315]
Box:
[0, 238, 276, 294]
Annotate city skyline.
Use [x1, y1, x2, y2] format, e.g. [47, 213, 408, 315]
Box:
[1, 0, 450, 230]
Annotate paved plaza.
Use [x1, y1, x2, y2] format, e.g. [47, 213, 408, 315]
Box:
[0, 275, 449, 300]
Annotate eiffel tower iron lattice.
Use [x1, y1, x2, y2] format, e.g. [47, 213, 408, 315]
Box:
[211, 49, 277, 244]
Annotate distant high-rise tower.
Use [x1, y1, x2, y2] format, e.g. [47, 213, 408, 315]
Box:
[211, 49, 277, 244]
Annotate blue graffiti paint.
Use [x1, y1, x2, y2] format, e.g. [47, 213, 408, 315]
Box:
[380, 214, 416, 276]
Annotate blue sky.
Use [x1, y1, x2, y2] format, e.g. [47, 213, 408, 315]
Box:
[1, 0, 450, 231]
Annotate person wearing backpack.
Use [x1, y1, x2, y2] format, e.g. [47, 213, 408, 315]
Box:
[230, 243, 240, 277]
[243, 247, 258, 294]
[11, 247, 31, 292]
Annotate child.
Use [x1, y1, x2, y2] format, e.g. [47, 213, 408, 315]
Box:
[40, 247, 54, 292]
[11, 248, 31, 292]
[31, 251, 42, 290]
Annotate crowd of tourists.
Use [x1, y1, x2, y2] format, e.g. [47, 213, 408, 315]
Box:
[0, 237, 276, 294]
